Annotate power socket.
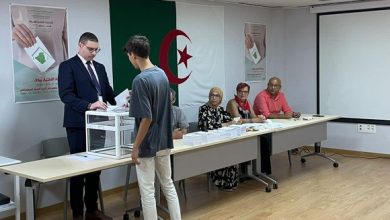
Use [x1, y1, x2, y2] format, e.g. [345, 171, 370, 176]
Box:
[357, 124, 376, 133]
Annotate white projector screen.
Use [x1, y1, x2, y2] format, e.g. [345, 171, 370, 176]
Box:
[319, 8, 390, 123]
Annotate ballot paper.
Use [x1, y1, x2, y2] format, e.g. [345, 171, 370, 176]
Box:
[115, 88, 130, 107]
[105, 89, 130, 112]
[24, 36, 55, 72]
[248, 42, 261, 64]
[68, 153, 102, 162]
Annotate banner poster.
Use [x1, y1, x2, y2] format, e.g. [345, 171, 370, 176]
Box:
[244, 23, 266, 82]
[10, 4, 68, 103]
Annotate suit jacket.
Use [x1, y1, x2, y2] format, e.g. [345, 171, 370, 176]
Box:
[58, 55, 116, 128]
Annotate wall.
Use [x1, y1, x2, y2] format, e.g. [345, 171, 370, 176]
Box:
[283, 8, 317, 114]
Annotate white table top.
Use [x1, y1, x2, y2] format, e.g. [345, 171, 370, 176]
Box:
[0, 114, 339, 183]
[271, 114, 339, 132]
[172, 114, 339, 154]
[0, 153, 132, 183]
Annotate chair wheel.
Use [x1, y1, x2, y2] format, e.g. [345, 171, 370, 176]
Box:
[123, 213, 129, 220]
[300, 158, 306, 163]
[265, 187, 272, 192]
[273, 184, 278, 189]
[333, 162, 339, 168]
[134, 210, 141, 217]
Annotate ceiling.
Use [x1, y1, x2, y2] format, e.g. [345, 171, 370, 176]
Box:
[208, 0, 377, 8]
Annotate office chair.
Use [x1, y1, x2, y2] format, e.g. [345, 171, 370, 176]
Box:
[35, 137, 104, 220]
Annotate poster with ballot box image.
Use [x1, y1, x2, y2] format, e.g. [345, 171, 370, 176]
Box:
[10, 4, 68, 103]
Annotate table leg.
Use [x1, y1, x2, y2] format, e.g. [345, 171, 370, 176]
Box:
[14, 176, 20, 220]
[25, 179, 35, 220]
[300, 142, 339, 167]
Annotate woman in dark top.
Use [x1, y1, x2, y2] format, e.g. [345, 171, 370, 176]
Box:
[226, 82, 265, 123]
[226, 82, 265, 181]
[198, 87, 238, 191]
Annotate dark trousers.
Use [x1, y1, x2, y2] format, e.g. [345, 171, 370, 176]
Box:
[260, 134, 272, 175]
[66, 127, 100, 217]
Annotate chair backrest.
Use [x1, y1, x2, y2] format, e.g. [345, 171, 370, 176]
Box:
[188, 122, 199, 133]
[41, 137, 70, 158]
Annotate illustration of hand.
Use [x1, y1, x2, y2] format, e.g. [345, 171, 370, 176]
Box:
[245, 33, 254, 50]
[12, 23, 36, 48]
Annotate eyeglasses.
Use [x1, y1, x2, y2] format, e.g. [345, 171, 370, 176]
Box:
[209, 94, 221, 98]
[238, 90, 249, 94]
[85, 45, 101, 54]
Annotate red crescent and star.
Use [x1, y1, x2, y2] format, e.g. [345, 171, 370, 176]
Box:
[159, 29, 192, 85]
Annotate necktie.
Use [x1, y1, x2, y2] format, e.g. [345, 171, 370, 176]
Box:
[86, 61, 102, 95]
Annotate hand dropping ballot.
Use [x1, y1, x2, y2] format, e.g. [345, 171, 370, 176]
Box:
[24, 36, 55, 72]
[106, 89, 130, 112]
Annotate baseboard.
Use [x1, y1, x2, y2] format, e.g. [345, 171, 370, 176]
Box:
[302, 145, 390, 158]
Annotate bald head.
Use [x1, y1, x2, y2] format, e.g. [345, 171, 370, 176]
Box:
[267, 77, 282, 96]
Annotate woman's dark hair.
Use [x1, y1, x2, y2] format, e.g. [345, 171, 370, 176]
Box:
[236, 82, 250, 93]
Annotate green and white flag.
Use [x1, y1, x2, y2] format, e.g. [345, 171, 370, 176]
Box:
[110, 1, 225, 120]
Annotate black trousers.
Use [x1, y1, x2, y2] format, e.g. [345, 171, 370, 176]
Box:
[66, 127, 100, 217]
[260, 134, 272, 175]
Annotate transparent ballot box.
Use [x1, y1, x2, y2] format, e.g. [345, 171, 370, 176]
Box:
[85, 110, 134, 159]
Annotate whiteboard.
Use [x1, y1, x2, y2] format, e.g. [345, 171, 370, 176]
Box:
[319, 9, 390, 122]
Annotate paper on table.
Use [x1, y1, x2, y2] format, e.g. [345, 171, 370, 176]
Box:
[24, 36, 55, 72]
[0, 156, 20, 167]
[115, 88, 130, 107]
[68, 153, 102, 162]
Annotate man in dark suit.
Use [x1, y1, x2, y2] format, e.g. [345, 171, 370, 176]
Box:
[58, 32, 115, 220]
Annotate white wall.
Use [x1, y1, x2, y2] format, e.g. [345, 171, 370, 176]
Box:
[283, 8, 317, 114]
[224, 4, 286, 110]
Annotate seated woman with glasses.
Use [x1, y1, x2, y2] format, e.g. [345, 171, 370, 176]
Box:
[226, 82, 266, 124]
[198, 87, 238, 191]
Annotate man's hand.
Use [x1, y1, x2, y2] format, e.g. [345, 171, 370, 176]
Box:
[172, 129, 184, 139]
[257, 114, 266, 121]
[89, 101, 107, 110]
[131, 146, 140, 165]
[12, 24, 36, 48]
[292, 112, 301, 118]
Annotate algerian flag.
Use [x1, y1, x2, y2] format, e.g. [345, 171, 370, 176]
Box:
[176, 2, 225, 121]
[110, 1, 225, 121]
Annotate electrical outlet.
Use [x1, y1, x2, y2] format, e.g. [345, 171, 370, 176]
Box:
[357, 124, 376, 133]
[368, 124, 376, 133]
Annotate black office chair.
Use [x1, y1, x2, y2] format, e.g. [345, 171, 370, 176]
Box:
[35, 137, 104, 220]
